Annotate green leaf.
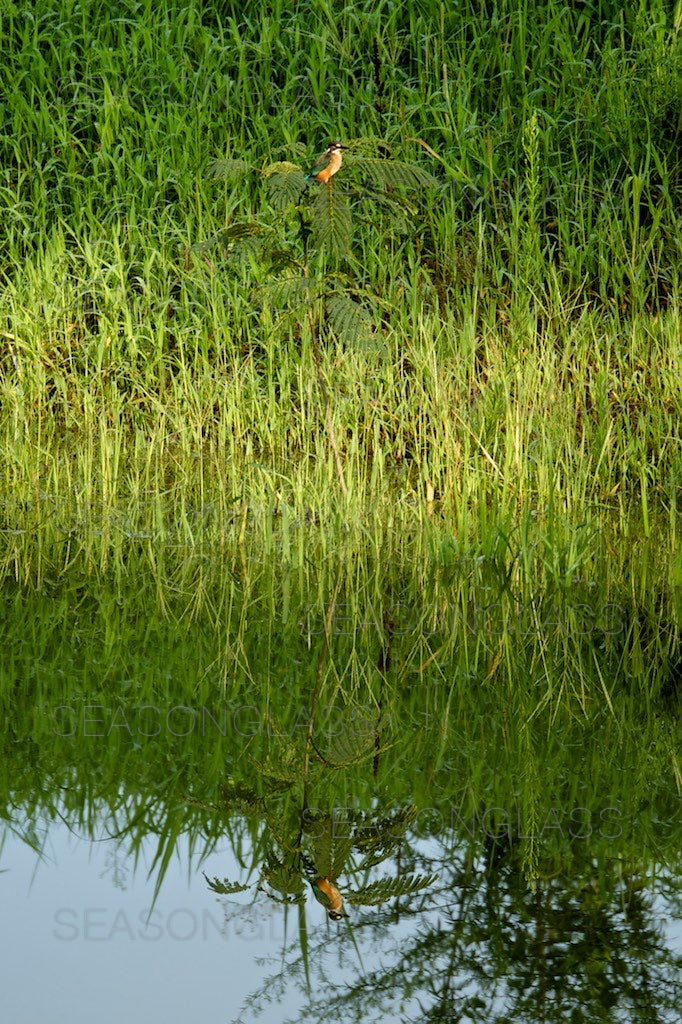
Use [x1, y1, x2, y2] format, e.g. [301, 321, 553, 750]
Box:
[206, 158, 252, 183]
[354, 805, 419, 855]
[262, 160, 302, 176]
[191, 222, 267, 254]
[250, 747, 301, 785]
[330, 839, 355, 880]
[264, 163, 306, 210]
[264, 861, 305, 897]
[268, 249, 304, 273]
[305, 815, 355, 878]
[311, 183, 352, 254]
[220, 222, 267, 240]
[347, 156, 438, 189]
[202, 874, 250, 895]
[325, 290, 371, 346]
[349, 873, 439, 906]
[217, 777, 264, 814]
[266, 276, 314, 308]
[147, 805, 186, 909]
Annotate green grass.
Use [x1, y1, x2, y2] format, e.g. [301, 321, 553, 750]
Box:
[1, 0, 681, 564]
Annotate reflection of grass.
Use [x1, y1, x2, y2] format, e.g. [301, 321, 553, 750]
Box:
[2, 535, 681, 1015]
[1, 0, 681, 564]
[2, 543, 680, 877]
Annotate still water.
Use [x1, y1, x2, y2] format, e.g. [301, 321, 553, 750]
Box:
[2, 536, 681, 1022]
[4, 813, 682, 1023]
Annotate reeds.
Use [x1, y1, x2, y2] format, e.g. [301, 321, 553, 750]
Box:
[0, 0, 680, 568]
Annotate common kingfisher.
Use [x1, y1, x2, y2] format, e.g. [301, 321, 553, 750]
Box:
[304, 141, 349, 185]
[309, 876, 346, 920]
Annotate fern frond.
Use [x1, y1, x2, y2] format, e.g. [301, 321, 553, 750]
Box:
[311, 183, 352, 254]
[206, 158, 253, 182]
[310, 823, 333, 877]
[354, 805, 419, 855]
[264, 162, 306, 210]
[217, 777, 264, 810]
[324, 712, 375, 766]
[265, 276, 314, 308]
[202, 874, 250, 895]
[306, 816, 355, 878]
[191, 222, 267, 254]
[347, 156, 438, 189]
[250, 748, 301, 786]
[268, 249, 304, 274]
[222, 222, 268, 240]
[325, 290, 371, 346]
[348, 873, 438, 906]
[330, 838, 355, 880]
[263, 160, 301, 176]
[263, 860, 305, 897]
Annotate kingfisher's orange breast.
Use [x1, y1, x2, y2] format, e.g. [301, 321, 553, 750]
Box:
[312, 876, 343, 911]
[315, 149, 343, 184]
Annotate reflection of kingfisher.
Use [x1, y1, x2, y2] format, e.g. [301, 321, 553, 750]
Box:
[304, 141, 349, 184]
[309, 876, 346, 920]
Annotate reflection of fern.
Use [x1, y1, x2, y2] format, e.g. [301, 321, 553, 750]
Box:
[216, 777, 265, 815]
[302, 805, 419, 877]
[323, 717, 376, 767]
[354, 805, 419, 854]
[349, 873, 439, 906]
[202, 873, 250, 895]
[309, 826, 354, 880]
[250, 745, 302, 787]
[261, 856, 306, 898]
